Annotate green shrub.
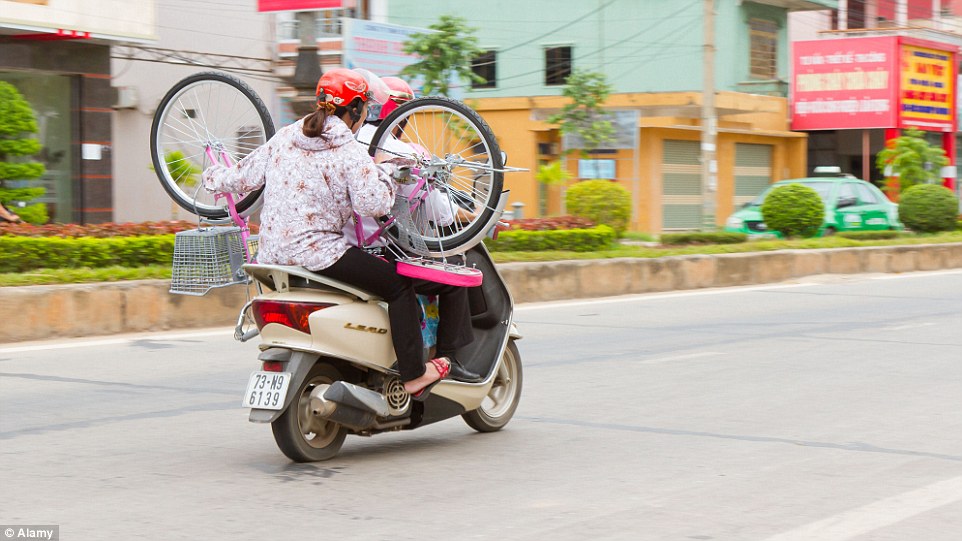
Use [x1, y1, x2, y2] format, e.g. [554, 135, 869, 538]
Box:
[660, 232, 747, 246]
[485, 225, 616, 252]
[565, 180, 631, 235]
[0, 235, 175, 273]
[761, 184, 825, 238]
[898, 184, 959, 233]
[837, 230, 900, 240]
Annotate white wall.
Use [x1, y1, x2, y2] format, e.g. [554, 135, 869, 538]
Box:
[110, 0, 280, 222]
[789, 10, 833, 42]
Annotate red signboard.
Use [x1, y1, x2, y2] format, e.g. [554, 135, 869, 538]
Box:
[792, 36, 958, 132]
[257, 0, 341, 12]
[791, 37, 899, 130]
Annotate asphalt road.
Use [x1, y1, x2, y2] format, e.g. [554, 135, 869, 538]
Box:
[1, 270, 961, 541]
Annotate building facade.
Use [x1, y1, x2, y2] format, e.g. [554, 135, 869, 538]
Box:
[381, 0, 835, 232]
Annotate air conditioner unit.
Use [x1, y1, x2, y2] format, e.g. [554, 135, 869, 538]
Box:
[112, 86, 138, 109]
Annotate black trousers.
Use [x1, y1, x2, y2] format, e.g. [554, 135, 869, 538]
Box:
[316, 247, 474, 382]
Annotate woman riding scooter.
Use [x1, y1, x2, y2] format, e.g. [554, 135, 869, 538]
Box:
[202, 68, 473, 400]
[348, 75, 482, 383]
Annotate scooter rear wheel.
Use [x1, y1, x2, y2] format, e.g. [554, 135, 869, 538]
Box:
[463, 341, 522, 432]
[272, 362, 348, 462]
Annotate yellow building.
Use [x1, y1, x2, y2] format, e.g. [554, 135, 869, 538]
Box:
[473, 91, 808, 233]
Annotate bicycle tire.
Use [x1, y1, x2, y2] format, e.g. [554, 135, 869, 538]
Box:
[150, 71, 274, 219]
[368, 97, 504, 256]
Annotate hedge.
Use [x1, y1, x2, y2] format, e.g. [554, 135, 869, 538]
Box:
[0, 235, 175, 273]
[836, 230, 900, 240]
[659, 232, 748, 246]
[485, 225, 616, 252]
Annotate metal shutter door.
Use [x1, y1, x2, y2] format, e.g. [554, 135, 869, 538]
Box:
[734, 143, 772, 206]
[662, 140, 702, 229]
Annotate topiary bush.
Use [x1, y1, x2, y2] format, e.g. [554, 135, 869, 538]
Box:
[761, 184, 825, 238]
[898, 184, 959, 233]
[565, 179, 631, 235]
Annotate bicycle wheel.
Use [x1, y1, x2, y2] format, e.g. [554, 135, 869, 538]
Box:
[150, 71, 275, 219]
[368, 97, 504, 256]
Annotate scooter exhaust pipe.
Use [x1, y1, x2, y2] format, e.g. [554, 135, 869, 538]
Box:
[308, 381, 394, 431]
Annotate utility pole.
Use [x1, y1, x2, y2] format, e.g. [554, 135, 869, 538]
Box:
[290, 11, 321, 117]
[701, 0, 717, 230]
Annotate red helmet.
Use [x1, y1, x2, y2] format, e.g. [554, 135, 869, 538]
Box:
[379, 76, 415, 120]
[316, 68, 371, 107]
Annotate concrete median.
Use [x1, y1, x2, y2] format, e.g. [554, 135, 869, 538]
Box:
[2, 243, 961, 343]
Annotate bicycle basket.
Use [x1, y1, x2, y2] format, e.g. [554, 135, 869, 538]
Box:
[170, 227, 250, 296]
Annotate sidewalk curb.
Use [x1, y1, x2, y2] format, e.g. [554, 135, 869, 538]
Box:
[2, 243, 961, 344]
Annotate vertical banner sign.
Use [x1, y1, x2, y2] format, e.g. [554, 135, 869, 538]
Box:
[791, 37, 899, 130]
[899, 41, 956, 132]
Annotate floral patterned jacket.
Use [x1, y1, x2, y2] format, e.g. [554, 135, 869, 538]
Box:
[202, 116, 397, 271]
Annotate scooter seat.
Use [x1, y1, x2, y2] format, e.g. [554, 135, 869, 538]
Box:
[243, 263, 383, 302]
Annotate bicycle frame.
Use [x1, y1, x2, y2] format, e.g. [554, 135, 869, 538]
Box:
[204, 144, 253, 263]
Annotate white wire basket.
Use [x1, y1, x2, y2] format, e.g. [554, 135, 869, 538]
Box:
[170, 227, 251, 296]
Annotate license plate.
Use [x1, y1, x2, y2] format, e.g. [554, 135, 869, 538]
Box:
[243, 371, 292, 410]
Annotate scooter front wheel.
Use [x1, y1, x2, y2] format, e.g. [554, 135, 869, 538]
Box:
[271, 362, 348, 462]
[463, 341, 522, 432]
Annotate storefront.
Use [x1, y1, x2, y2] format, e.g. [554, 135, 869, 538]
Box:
[0, 0, 155, 223]
[792, 35, 959, 196]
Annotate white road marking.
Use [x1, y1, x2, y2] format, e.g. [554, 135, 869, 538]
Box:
[882, 322, 936, 331]
[764, 475, 962, 541]
[640, 351, 725, 364]
[0, 328, 233, 355]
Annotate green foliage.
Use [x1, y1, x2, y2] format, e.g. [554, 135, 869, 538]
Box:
[660, 232, 748, 245]
[761, 184, 825, 238]
[565, 179, 631, 234]
[0, 265, 170, 286]
[836, 230, 900, 240]
[400, 15, 484, 96]
[875, 128, 949, 192]
[897, 184, 959, 233]
[546, 70, 614, 153]
[0, 81, 47, 224]
[535, 160, 571, 186]
[0, 235, 175, 273]
[165, 151, 202, 187]
[485, 225, 616, 252]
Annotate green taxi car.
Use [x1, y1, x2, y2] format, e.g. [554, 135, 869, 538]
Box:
[724, 173, 903, 237]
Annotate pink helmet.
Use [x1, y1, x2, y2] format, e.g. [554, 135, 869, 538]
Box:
[379, 76, 415, 120]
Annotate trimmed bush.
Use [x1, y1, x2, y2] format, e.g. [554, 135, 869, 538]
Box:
[485, 225, 616, 252]
[660, 232, 747, 246]
[565, 180, 631, 235]
[0, 235, 175, 273]
[898, 184, 959, 233]
[837, 230, 900, 240]
[761, 184, 825, 238]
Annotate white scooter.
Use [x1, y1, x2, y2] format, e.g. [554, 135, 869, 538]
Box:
[150, 71, 524, 461]
[239, 241, 522, 461]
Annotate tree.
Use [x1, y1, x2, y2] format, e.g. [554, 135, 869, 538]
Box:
[547, 70, 615, 154]
[875, 128, 948, 197]
[0, 81, 47, 224]
[401, 15, 484, 96]
[535, 160, 571, 186]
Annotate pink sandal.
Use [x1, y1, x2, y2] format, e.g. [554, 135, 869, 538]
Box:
[410, 357, 451, 402]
